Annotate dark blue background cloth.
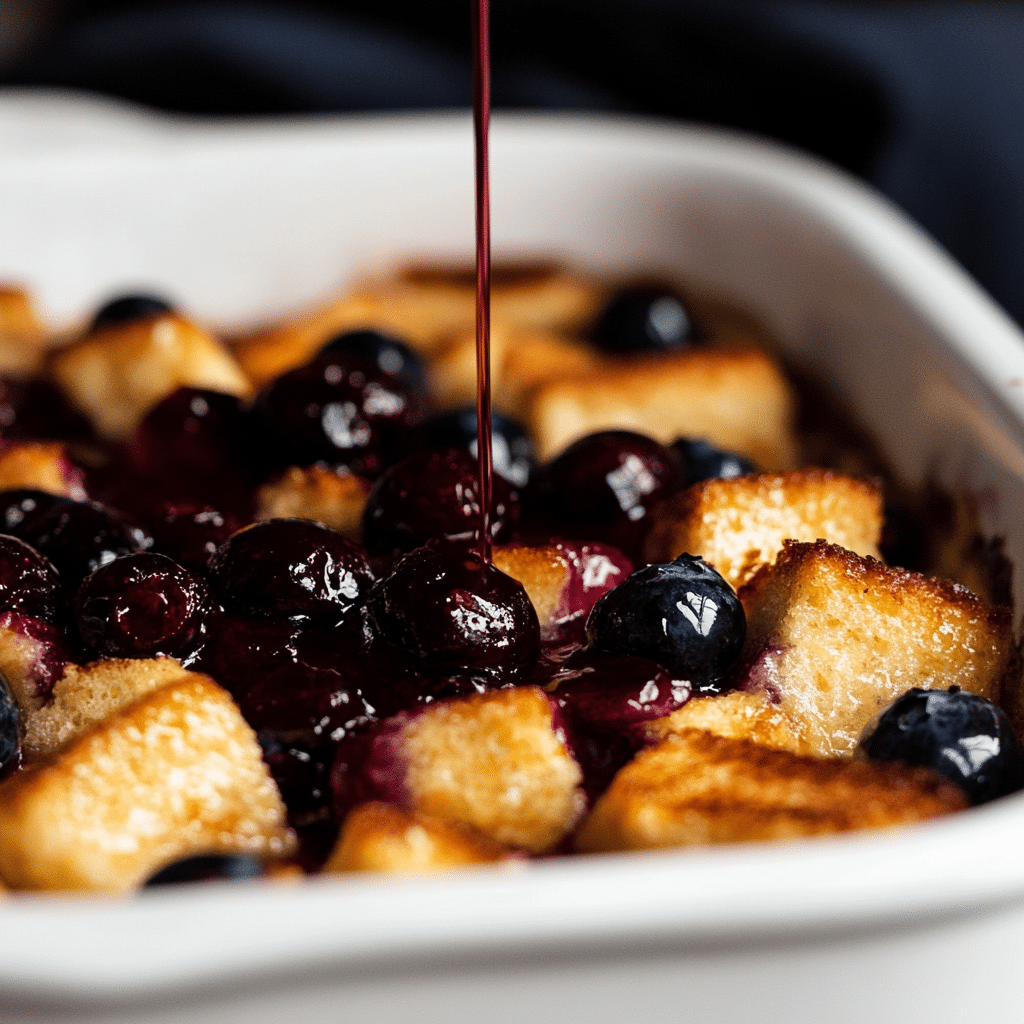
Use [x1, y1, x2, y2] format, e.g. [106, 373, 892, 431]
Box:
[5, 1, 1024, 327]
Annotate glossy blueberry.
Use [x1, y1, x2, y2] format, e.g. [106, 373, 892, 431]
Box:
[318, 329, 427, 392]
[0, 489, 73, 536]
[586, 554, 745, 693]
[251, 349, 425, 479]
[361, 448, 519, 557]
[0, 378, 95, 443]
[146, 502, 243, 574]
[589, 285, 696, 355]
[90, 293, 174, 332]
[0, 670, 20, 776]
[366, 540, 540, 679]
[143, 854, 263, 887]
[858, 687, 1024, 805]
[0, 533, 68, 624]
[208, 519, 374, 628]
[672, 437, 755, 484]
[75, 551, 213, 664]
[16, 500, 151, 587]
[409, 408, 536, 488]
[528, 430, 682, 563]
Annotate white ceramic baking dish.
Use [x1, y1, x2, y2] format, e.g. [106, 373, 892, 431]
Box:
[1, 90, 1024, 1024]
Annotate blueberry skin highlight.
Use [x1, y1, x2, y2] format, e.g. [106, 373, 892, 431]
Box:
[585, 554, 745, 693]
[858, 687, 1024, 805]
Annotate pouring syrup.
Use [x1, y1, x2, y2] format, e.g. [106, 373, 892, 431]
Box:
[472, 0, 494, 563]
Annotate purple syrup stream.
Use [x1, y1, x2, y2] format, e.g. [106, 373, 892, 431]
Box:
[473, 0, 494, 563]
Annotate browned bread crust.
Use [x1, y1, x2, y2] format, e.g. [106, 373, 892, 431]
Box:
[0, 285, 46, 375]
[646, 468, 882, 590]
[397, 686, 585, 854]
[324, 801, 518, 873]
[639, 690, 811, 755]
[738, 540, 1012, 756]
[0, 442, 86, 499]
[492, 543, 572, 637]
[49, 313, 251, 440]
[255, 465, 371, 540]
[575, 729, 968, 853]
[233, 262, 604, 389]
[526, 344, 798, 467]
[0, 673, 294, 891]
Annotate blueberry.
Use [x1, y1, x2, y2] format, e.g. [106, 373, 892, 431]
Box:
[409, 407, 536, 487]
[585, 554, 745, 693]
[318, 329, 427, 392]
[0, 670, 20, 776]
[673, 438, 755, 484]
[589, 285, 697, 355]
[143, 854, 264, 887]
[0, 489, 74, 536]
[90, 294, 174, 332]
[858, 687, 1024, 805]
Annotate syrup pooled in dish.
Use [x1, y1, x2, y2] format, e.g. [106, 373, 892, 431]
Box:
[0, 263, 1014, 891]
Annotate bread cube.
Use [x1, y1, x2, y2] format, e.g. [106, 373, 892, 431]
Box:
[645, 468, 882, 591]
[0, 285, 46, 375]
[526, 344, 798, 467]
[21, 656, 194, 761]
[0, 442, 86, 499]
[336, 687, 585, 854]
[0, 672, 294, 891]
[255, 465, 371, 540]
[324, 801, 518, 874]
[639, 690, 810, 755]
[575, 729, 968, 853]
[737, 540, 1012, 756]
[49, 313, 251, 439]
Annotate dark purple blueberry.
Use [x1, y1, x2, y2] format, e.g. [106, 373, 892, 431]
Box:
[251, 350, 425, 478]
[257, 728, 337, 831]
[143, 854, 263, 887]
[589, 284, 697, 354]
[208, 519, 374, 628]
[90, 293, 174, 332]
[367, 671, 495, 720]
[16, 500, 150, 587]
[126, 388, 256, 500]
[672, 437, 755, 484]
[586, 554, 745, 694]
[361, 448, 519, 557]
[409, 408, 536, 487]
[146, 502, 242, 574]
[318, 329, 427, 392]
[366, 541, 540, 679]
[75, 551, 213, 664]
[528, 431, 683, 563]
[548, 540, 634, 643]
[0, 669, 20, 777]
[858, 687, 1024, 805]
[546, 649, 691, 732]
[0, 533, 68, 623]
[0, 489, 74, 536]
[0, 378, 95, 443]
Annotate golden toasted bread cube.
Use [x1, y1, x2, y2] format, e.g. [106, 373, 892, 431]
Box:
[429, 325, 601, 414]
[646, 468, 883, 590]
[0, 285, 46, 375]
[21, 656, 195, 761]
[738, 540, 1012, 756]
[325, 801, 518, 874]
[255, 466, 371, 540]
[575, 730, 968, 853]
[394, 686, 585, 854]
[49, 313, 252, 440]
[640, 691, 811, 755]
[0, 442, 86, 499]
[0, 615, 71, 721]
[0, 673, 294, 891]
[233, 263, 603, 389]
[526, 344, 798, 467]
[492, 544, 572, 637]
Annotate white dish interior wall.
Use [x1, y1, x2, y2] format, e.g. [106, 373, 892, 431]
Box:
[0, 92, 1024, 1022]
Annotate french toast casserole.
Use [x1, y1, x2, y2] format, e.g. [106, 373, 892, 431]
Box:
[0, 261, 1016, 893]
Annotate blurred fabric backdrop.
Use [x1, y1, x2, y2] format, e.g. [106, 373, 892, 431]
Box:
[2, 1, 1023, 328]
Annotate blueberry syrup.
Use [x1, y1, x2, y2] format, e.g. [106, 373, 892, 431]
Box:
[473, 0, 493, 563]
